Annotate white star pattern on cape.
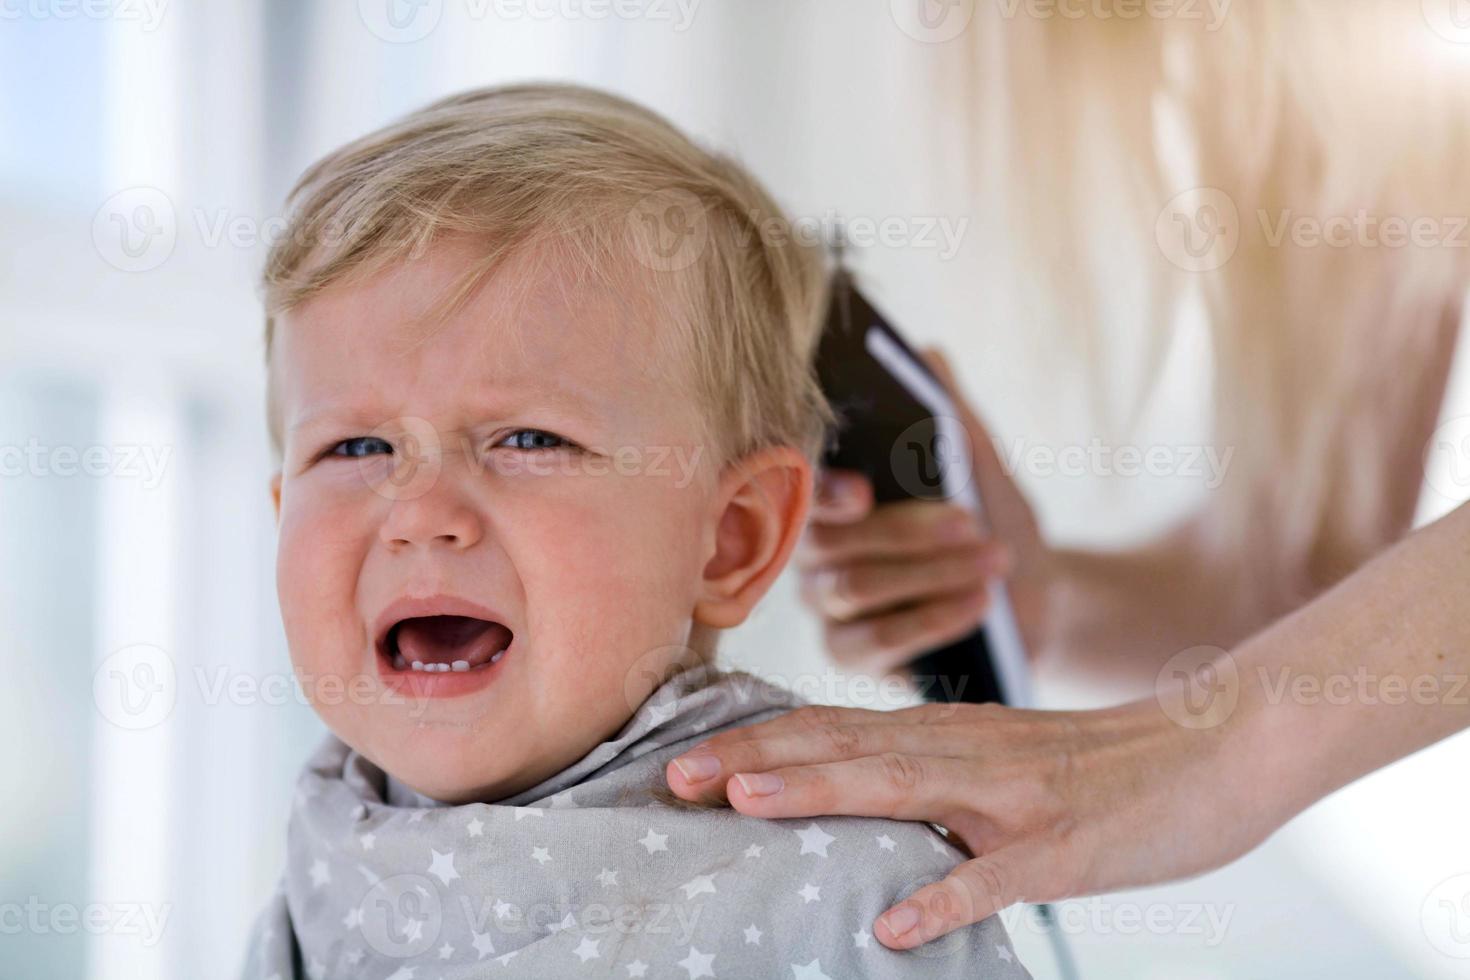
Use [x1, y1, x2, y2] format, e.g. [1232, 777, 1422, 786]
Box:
[680, 873, 716, 899]
[531, 845, 552, 864]
[513, 807, 544, 821]
[677, 946, 715, 979]
[470, 930, 495, 959]
[308, 859, 330, 888]
[427, 849, 459, 885]
[799, 882, 821, 903]
[597, 867, 618, 887]
[341, 907, 362, 930]
[437, 942, 453, 959]
[359, 832, 375, 850]
[795, 823, 835, 857]
[466, 817, 484, 837]
[744, 843, 763, 859]
[384, 967, 415, 980]
[572, 936, 600, 962]
[638, 828, 668, 854]
[852, 929, 870, 949]
[875, 834, 896, 852]
[998, 945, 1014, 963]
[744, 924, 762, 945]
[625, 960, 648, 977]
[791, 959, 832, 980]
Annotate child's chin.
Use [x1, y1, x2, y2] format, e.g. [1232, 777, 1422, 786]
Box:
[379, 741, 533, 805]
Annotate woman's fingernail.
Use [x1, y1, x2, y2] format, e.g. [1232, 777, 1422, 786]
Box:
[733, 772, 784, 797]
[672, 754, 721, 783]
[880, 904, 920, 937]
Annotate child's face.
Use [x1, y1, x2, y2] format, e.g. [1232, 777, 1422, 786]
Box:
[270, 236, 724, 802]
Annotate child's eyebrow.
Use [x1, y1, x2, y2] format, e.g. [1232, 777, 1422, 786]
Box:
[284, 382, 613, 439]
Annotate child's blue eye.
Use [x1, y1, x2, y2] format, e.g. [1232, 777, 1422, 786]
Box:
[330, 436, 393, 458]
[499, 429, 570, 451]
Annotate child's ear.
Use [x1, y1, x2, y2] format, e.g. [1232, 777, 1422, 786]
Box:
[269, 472, 282, 523]
[694, 446, 813, 629]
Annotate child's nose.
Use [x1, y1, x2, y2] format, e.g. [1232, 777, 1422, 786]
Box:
[378, 481, 485, 551]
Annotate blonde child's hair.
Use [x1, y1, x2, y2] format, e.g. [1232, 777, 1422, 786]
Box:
[260, 82, 834, 468]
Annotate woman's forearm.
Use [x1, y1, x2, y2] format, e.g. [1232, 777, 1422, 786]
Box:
[1039, 525, 1285, 695]
[1228, 498, 1470, 822]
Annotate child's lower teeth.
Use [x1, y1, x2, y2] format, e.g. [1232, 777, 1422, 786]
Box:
[397, 650, 506, 672]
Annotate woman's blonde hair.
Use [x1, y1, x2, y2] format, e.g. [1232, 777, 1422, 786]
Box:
[947, 1, 1470, 611]
[261, 82, 834, 467]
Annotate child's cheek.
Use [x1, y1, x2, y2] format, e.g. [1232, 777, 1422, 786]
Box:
[276, 487, 368, 674]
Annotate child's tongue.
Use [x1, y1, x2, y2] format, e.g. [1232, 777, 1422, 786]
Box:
[393, 615, 511, 668]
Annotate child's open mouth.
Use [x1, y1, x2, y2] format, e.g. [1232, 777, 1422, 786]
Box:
[384, 615, 513, 673]
[371, 598, 516, 697]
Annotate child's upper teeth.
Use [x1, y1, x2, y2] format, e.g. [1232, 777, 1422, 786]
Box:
[451, 660, 469, 672]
